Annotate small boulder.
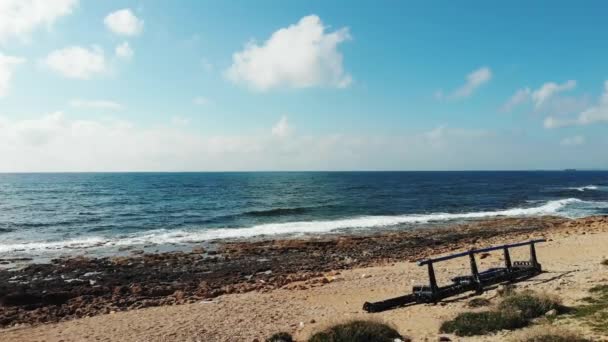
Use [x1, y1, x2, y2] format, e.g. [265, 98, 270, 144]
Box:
[545, 309, 558, 318]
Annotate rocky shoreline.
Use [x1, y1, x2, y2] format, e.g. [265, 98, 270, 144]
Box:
[1, 215, 606, 328]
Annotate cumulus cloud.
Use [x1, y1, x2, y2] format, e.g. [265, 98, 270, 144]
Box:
[450, 67, 492, 99]
[0, 0, 78, 43]
[532, 80, 576, 108]
[560, 135, 585, 147]
[271, 116, 292, 138]
[503, 80, 577, 112]
[69, 99, 122, 110]
[104, 9, 143, 36]
[226, 15, 352, 91]
[544, 81, 608, 128]
[115, 41, 133, 60]
[0, 53, 25, 97]
[42, 45, 107, 79]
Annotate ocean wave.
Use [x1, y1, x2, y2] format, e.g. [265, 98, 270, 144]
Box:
[567, 185, 600, 192]
[0, 198, 592, 254]
[243, 207, 312, 217]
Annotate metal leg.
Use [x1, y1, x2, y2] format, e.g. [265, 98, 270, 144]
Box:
[427, 262, 438, 298]
[469, 252, 483, 293]
[530, 243, 540, 271]
[503, 247, 512, 271]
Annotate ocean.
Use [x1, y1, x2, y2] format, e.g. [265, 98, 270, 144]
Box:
[1, 171, 608, 259]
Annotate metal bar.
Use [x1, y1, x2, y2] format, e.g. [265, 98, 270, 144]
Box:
[530, 243, 539, 269]
[417, 239, 545, 265]
[469, 252, 483, 292]
[503, 247, 512, 271]
[427, 262, 438, 294]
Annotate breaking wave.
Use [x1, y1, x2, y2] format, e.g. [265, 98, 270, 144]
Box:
[0, 198, 597, 254]
[567, 185, 600, 192]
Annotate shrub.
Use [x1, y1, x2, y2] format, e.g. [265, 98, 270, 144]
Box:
[266, 332, 294, 342]
[308, 320, 403, 342]
[520, 334, 590, 342]
[572, 284, 608, 333]
[467, 297, 491, 308]
[440, 310, 528, 336]
[513, 326, 591, 342]
[601, 259, 608, 266]
[499, 291, 562, 319]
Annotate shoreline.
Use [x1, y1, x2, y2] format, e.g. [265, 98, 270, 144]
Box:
[1, 215, 608, 340]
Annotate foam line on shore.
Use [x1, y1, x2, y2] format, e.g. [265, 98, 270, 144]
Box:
[0, 198, 599, 254]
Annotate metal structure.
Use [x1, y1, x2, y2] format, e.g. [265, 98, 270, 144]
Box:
[363, 239, 545, 313]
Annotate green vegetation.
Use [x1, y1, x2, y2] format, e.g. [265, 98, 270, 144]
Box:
[308, 320, 404, 342]
[440, 290, 563, 336]
[467, 297, 491, 308]
[498, 291, 563, 319]
[570, 284, 608, 333]
[266, 332, 294, 342]
[440, 310, 527, 336]
[519, 334, 591, 342]
[513, 326, 591, 342]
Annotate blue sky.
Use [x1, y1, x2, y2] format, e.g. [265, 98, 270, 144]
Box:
[0, 0, 607, 171]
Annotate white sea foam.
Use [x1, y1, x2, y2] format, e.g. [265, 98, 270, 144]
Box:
[0, 198, 601, 254]
[568, 185, 599, 191]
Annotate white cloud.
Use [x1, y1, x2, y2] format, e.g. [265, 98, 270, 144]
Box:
[0, 52, 25, 97]
[69, 99, 122, 110]
[503, 80, 577, 112]
[531, 80, 576, 108]
[560, 135, 585, 147]
[1, 112, 605, 172]
[115, 41, 133, 60]
[193, 96, 209, 105]
[226, 15, 352, 91]
[42, 45, 107, 79]
[450, 67, 492, 99]
[0, 0, 78, 43]
[104, 9, 143, 37]
[501, 87, 531, 112]
[271, 116, 292, 138]
[545, 81, 608, 128]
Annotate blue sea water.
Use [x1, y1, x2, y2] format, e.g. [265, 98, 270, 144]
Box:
[1, 171, 608, 259]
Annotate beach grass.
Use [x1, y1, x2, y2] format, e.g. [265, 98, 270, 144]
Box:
[440, 310, 528, 336]
[440, 290, 562, 336]
[511, 325, 591, 342]
[266, 331, 294, 342]
[498, 290, 563, 319]
[570, 284, 608, 334]
[307, 320, 404, 342]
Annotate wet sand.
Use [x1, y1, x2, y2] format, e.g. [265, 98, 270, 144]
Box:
[1, 216, 607, 341]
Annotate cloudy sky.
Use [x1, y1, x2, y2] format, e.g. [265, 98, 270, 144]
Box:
[1, 0, 607, 172]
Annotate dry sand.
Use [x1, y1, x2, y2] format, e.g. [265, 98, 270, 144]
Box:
[2, 226, 607, 341]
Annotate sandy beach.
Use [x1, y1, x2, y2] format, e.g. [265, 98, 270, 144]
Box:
[1, 216, 608, 341]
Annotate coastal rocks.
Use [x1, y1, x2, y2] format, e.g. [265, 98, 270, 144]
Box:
[0, 215, 606, 328]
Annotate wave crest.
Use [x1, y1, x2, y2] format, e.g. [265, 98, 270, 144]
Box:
[0, 198, 591, 254]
